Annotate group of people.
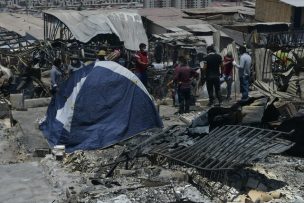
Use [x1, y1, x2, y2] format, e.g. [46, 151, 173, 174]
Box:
[50, 54, 87, 95]
[50, 43, 252, 116]
[50, 43, 150, 95]
[173, 45, 252, 114]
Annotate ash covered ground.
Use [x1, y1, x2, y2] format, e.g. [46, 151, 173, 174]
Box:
[0, 104, 304, 203]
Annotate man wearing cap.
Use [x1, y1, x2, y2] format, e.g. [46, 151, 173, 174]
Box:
[69, 54, 83, 74]
[134, 43, 149, 86]
[203, 45, 223, 106]
[96, 50, 107, 62]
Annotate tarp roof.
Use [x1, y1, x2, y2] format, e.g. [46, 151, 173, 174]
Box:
[44, 9, 148, 51]
[138, 7, 203, 30]
[280, 0, 304, 7]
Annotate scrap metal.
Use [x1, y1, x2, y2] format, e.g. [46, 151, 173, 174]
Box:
[151, 125, 294, 171]
[0, 27, 33, 53]
[253, 80, 295, 100]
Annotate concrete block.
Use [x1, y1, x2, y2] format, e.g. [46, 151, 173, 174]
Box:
[24, 97, 51, 108]
[34, 148, 51, 157]
[66, 186, 77, 203]
[55, 152, 64, 161]
[10, 93, 25, 110]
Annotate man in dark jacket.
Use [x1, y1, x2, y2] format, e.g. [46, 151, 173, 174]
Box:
[204, 46, 222, 106]
[174, 56, 198, 114]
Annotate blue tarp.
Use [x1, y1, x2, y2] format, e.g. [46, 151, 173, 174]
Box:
[40, 61, 163, 152]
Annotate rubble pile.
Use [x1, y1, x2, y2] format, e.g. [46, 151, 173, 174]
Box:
[1, 7, 304, 203]
[63, 146, 125, 173]
[41, 147, 212, 202]
[36, 101, 304, 203]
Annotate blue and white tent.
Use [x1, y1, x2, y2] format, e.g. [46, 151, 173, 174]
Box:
[40, 61, 163, 152]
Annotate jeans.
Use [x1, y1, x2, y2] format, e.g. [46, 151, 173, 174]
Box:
[224, 75, 232, 98]
[135, 71, 148, 87]
[239, 75, 249, 100]
[206, 77, 222, 103]
[178, 88, 191, 114]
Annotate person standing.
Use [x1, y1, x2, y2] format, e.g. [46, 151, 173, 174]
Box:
[96, 50, 107, 62]
[223, 52, 234, 100]
[134, 43, 149, 86]
[204, 46, 223, 106]
[233, 46, 252, 101]
[69, 54, 83, 74]
[50, 58, 63, 95]
[174, 56, 198, 114]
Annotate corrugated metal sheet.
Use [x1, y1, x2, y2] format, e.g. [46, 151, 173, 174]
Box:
[44, 10, 148, 51]
[280, 0, 304, 7]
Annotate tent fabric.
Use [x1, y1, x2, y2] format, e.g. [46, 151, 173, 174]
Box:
[40, 61, 163, 152]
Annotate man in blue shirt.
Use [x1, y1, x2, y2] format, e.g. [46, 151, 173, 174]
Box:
[233, 46, 252, 101]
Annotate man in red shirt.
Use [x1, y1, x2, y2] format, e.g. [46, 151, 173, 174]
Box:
[223, 52, 234, 100]
[174, 56, 198, 114]
[134, 43, 149, 86]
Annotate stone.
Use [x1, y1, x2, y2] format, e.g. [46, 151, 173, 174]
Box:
[269, 191, 282, 199]
[248, 190, 273, 202]
[246, 177, 260, 189]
